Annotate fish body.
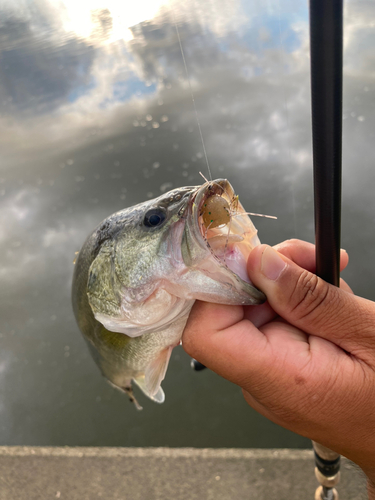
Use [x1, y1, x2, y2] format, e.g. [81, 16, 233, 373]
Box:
[72, 179, 265, 406]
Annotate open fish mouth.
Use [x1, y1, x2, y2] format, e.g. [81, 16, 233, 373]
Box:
[190, 179, 266, 302]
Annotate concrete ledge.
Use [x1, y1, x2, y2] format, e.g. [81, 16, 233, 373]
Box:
[0, 447, 367, 500]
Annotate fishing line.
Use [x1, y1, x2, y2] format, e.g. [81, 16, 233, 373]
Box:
[172, 11, 213, 181]
[276, 0, 298, 239]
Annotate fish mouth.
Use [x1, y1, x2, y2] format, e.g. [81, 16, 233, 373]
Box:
[189, 179, 266, 303]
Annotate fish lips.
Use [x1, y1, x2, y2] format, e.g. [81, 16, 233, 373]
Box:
[184, 179, 266, 305]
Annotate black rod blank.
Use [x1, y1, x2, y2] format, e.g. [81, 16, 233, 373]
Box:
[310, 0, 343, 287]
[309, 0, 344, 495]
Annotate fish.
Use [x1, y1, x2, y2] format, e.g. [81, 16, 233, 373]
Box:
[72, 179, 265, 409]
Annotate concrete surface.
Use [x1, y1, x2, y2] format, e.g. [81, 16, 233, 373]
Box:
[0, 447, 367, 500]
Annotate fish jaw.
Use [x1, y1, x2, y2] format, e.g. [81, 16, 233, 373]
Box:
[181, 179, 266, 305]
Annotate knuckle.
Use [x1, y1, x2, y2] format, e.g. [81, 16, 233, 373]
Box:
[181, 324, 196, 356]
[181, 334, 195, 358]
[182, 321, 207, 360]
[286, 238, 301, 246]
[288, 270, 331, 325]
[274, 238, 299, 252]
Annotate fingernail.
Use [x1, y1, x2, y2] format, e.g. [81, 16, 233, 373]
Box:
[261, 246, 287, 281]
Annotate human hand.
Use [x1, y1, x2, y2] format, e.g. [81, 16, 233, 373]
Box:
[182, 239, 375, 484]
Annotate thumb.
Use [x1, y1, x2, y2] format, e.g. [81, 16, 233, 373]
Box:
[247, 245, 375, 359]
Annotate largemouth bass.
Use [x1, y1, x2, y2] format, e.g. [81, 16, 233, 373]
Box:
[72, 179, 265, 408]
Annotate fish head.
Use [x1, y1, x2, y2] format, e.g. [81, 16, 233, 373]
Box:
[86, 186, 198, 337]
[86, 179, 265, 337]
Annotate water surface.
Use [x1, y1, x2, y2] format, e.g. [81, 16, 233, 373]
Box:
[0, 0, 374, 447]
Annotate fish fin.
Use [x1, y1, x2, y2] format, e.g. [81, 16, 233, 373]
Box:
[151, 386, 165, 403]
[133, 375, 166, 404]
[107, 380, 144, 410]
[122, 385, 143, 411]
[133, 346, 172, 403]
[145, 346, 172, 397]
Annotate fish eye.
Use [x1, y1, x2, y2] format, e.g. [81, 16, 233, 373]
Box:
[143, 208, 167, 228]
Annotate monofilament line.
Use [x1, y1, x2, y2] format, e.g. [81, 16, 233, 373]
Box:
[277, 0, 297, 238]
[173, 13, 212, 181]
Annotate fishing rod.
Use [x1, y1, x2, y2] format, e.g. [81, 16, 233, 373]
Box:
[309, 0, 343, 499]
[191, 1, 344, 498]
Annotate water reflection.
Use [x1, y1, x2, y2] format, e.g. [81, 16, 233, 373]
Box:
[0, 0, 374, 447]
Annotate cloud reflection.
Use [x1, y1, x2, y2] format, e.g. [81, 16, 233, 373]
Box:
[0, 0, 374, 447]
[0, 17, 95, 115]
[0, 0, 310, 165]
